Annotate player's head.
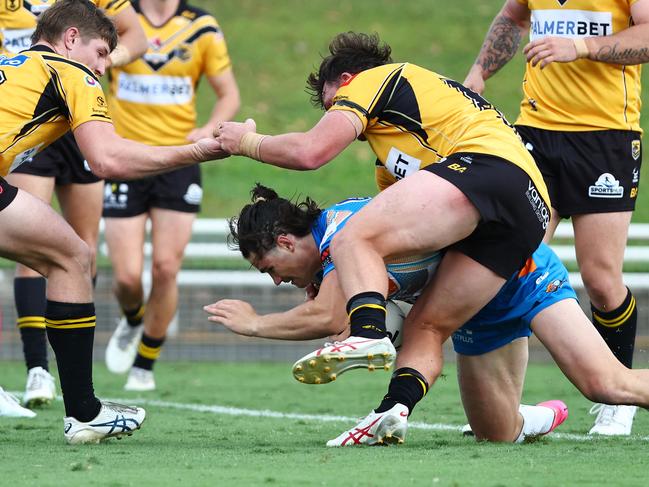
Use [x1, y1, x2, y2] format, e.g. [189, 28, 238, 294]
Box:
[229, 184, 322, 287]
[307, 32, 392, 110]
[32, 0, 117, 76]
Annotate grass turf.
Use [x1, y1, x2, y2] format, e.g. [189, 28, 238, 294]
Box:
[1, 360, 647, 486]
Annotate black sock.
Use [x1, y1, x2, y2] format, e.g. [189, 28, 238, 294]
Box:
[591, 288, 637, 368]
[45, 300, 101, 421]
[346, 291, 387, 339]
[375, 367, 429, 415]
[133, 332, 165, 371]
[15, 277, 48, 371]
[123, 303, 145, 327]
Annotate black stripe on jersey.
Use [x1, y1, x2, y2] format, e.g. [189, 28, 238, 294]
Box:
[333, 99, 370, 119]
[185, 26, 219, 44]
[7, 79, 64, 150]
[41, 54, 100, 83]
[370, 71, 437, 154]
[105, 0, 130, 11]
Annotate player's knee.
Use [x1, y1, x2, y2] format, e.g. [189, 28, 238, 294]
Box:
[580, 267, 622, 303]
[58, 238, 93, 278]
[151, 257, 181, 285]
[113, 270, 142, 294]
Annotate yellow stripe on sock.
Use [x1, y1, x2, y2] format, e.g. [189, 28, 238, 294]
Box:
[45, 316, 96, 330]
[593, 296, 636, 328]
[17, 316, 46, 329]
[138, 343, 162, 360]
[131, 304, 146, 321]
[348, 303, 386, 318]
[397, 373, 428, 395]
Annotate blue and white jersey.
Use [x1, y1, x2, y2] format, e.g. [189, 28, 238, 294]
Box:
[311, 197, 441, 303]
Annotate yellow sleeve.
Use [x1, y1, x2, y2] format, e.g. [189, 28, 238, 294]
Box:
[57, 66, 112, 130]
[328, 64, 405, 133]
[200, 18, 232, 77]
[95, 0, 132, 17]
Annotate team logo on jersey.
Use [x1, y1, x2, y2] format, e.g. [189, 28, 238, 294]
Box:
[84, 75, 98, 87]
[556, 0, 568, 5]
[632, 140, 641, 161]
[546, 279, 566, 293]
[5, 0, 22, 12]
[588, 173, 624, 198]
[319, 248, 333, 270]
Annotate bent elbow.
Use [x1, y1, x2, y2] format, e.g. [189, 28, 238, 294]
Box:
[88, 154, 124, 180]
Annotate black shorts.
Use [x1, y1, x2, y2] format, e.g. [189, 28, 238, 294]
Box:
[424, 153, 549, 279]
[10, 132, 102, 185]
[0, 176, 19, 212]
[103, 165, 202, 217]
[516, 125, 642, 218]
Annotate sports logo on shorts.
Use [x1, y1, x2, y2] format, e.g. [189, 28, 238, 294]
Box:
[588, 173, 624, 198]
[632, 140, 641, 161]
[525, 180, 550, 230]
[546, 279, 566, 293]
[5, 0, 22, 12]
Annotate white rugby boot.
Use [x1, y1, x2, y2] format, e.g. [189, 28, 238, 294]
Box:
[0, 387, 36, 418]
[105, 317, 143, 374]
[124, 367, 156, 392]
[588, 404, 636, 436]
[23, 366, 56, 408]
[327, 403, 409, 447]
[64, 401, 146, 444]
[292, 336, 396, 384]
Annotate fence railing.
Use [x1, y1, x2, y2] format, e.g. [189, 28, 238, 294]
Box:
[98, 219, 649, 289]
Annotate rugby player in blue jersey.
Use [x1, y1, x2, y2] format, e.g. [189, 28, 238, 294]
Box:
[205, 184, 649, 446]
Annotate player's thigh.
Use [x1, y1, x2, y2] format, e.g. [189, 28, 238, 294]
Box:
[0, 188, 88, 275]
[572, 211, 632, 272]
[457, 337, 528, 440]
[103, 214, 148, 277]
[5, 172, 55, 203]
[149, 208, 195, 265]
[56, 181, 104, 245]
[339, 170, 480, 258]
[531, 298, 627, 396]
[402, 250, 506, 343]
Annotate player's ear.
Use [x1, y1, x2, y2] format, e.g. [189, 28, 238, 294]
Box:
[339, 72, 354, 84]
[276, 234, 294, 252]
[63, 26, 81, 49]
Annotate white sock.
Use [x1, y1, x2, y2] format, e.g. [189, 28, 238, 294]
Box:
[515, 404, 554, 443]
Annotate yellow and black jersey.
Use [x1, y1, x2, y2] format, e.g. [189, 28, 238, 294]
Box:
[108, 1, 231, 145]
[0, 45, 110, 175]
[0, 0, 130, 54]
[329, 62, 548, 198]
[515, 0, 641, 132]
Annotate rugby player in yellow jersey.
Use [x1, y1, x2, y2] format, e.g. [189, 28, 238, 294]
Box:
[101, 0, 240, 391]
[1, 0, 147, 414]
[464, 0, 649, 436]
[0, 0, 225, 442]
[215, 32, 552, 434]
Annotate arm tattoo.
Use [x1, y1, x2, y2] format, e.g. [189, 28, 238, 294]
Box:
[476, 15, 523, 78]
[595, 42, 649, 64]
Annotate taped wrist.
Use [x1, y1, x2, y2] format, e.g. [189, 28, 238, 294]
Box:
[239, 132, 268, 160]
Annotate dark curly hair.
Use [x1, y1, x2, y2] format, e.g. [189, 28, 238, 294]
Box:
[306, 32, 392, 109]
[228, 184, 322, 259]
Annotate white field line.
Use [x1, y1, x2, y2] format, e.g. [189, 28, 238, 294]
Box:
[15, 393, 647, 442]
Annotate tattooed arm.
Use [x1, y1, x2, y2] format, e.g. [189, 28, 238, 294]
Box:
[525, 0, 649, 68]
[463, 0, 530, 94]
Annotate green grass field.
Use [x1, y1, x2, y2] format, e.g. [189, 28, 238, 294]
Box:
[186, 0, 649, 220]
[1, 360, 647, 486]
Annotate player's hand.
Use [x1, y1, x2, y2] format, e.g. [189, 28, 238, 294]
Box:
[191, 137, 230, 162]
[187, 125, 218, 143]
[214, 118, 256, 155]
[523, 36, 580, 68]
[462, 65, 485, 95]
[204, 299, 261, 337]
